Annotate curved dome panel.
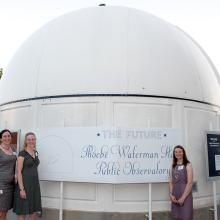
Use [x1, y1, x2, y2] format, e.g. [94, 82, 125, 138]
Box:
[0, 6, 219, 105]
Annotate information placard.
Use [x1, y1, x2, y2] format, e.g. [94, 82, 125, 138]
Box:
[206, 132, 220, 180]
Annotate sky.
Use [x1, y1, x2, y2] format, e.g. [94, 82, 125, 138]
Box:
[0, 0, 220, 74]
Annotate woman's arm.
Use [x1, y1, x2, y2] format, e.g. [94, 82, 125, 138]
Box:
[169, 168, 178, 203]
[17, 156, 26, 199]
[178, 163, 193, 205]
[168, 173, 173, 195]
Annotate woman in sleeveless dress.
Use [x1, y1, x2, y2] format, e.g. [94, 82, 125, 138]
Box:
[0, 129, 17, 220]
[169, 145, 193, 220]
[13, 132, 42, 220]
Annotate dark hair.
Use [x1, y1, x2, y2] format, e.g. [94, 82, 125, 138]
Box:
[0, 129, 12, 139]
[172, 145, 190, 169]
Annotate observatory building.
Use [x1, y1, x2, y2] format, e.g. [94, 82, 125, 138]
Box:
[0, 5, 220, 220]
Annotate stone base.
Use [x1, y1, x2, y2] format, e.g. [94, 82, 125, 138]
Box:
[40, 206, 220, 220]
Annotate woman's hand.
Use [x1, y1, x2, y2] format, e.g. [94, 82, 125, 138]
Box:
[177, 197, 185, 206]
[19, 190, 26, 199]
[170, 194, 178, 204]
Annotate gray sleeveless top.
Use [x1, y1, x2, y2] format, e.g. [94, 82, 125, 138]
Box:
[0, 148, 16, 185]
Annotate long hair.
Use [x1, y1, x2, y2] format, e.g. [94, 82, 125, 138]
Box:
[172, 145, 190, 169]
[23, 132, 36, 150]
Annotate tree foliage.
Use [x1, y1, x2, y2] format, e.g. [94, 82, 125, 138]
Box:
[0, 68, 3, 79]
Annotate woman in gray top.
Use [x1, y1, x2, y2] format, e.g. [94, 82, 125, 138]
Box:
[0, 129, 17, 220]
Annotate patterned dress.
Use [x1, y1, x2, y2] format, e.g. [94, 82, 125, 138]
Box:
[0, 148, 16, 211]
[13, 150, 42, 215]
[171, 164, 193, 220]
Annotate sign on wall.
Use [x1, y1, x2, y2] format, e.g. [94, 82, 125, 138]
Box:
[30, 127, 183, 183]
[206, 132, 220, 180]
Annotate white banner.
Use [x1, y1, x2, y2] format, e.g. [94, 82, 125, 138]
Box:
[31, 127, 183, 183]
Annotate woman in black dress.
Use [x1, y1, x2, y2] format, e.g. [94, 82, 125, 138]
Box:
[13, 132, 42, 220]
[0, 129, 16, 220]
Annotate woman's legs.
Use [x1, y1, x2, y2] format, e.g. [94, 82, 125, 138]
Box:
[17, 215, 25, 220]
[28, 214, 36, 220]
[17, 213, 36, 220]
[0, 212, 7, 220]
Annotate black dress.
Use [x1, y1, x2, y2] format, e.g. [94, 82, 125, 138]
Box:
[13, 150, 42, 215]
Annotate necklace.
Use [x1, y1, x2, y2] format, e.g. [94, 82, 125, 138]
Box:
[0, 144, 10, 151]
[0, 144, 12, 155]
[177, 159, 183, 165]
[0, 144, 10, 150]
[27, 150, 35, 157]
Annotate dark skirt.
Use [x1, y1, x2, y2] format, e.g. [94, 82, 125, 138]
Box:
[0, 182, 15, 212]
[13, 175, 42, 215]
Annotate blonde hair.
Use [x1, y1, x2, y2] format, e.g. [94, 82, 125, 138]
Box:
[23, 132, 36, 150]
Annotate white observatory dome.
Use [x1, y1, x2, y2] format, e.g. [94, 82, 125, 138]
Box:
[0, 6, 220, 217]
[0, 6, 220, 106]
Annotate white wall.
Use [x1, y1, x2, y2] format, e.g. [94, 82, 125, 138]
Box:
[0, 96, 219, 212]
